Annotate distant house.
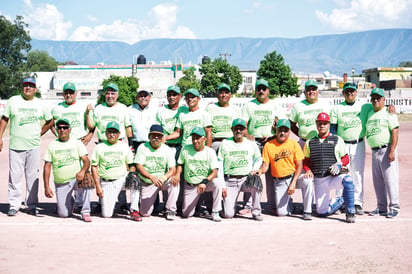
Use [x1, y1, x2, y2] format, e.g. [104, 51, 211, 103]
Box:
[363, 67, 412, 89]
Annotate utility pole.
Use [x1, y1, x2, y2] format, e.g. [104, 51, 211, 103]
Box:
[219, 53, 231, 61]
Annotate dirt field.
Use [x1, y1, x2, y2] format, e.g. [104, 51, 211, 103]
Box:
[0, 122, 411, 273]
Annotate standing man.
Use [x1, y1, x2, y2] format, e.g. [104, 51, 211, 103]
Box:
[303, 112, 356, 223]
[206, 83, 241, 152]
[259, 119, 313, 220]
[135, 125, 179, 220]
[365, 88, 400, 218]
[0, 77, 53, 216]
[173, 127, 222, 222]
[43, 119, 92, 222]
[241, 79, 286, 214]
[91, 122, 138, 220]
[218, 118, 263, 221]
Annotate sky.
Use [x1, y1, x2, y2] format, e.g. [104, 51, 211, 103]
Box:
[1, 0, 412, 44]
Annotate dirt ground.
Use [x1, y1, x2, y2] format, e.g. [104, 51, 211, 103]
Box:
[0, 122, 411, 273]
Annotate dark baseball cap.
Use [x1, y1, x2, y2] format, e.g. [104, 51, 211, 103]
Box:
[149, 124, 164, 135]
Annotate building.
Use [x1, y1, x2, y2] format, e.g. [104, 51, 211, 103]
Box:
[363, 67, 412, 89]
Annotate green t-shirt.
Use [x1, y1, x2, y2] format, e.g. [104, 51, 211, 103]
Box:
[241, 99, 286, 138]
[289, 100, 330, 140]
[177, 145, 218, 185]
[304, 134, 347, 160]
[365, 108, 399, 148]
[176, 109, 212, 146]
[330, 100, 365, 140]
[91, 141, 134, 180]
[91, 103, 131, 141]
[52, 101, 88, 139]
[43, 138, 88, 184]
[3, 95, 52, 150]
[134, 142, 176, 184]
[205, 103, 241, 139]
[217, 137, 262, 175]
[156, 105, 188, 145]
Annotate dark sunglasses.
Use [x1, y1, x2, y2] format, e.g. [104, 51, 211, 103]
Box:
[57, 126, 70, 130]
[23, 83, 35, 88]
[256, 86, 267, 91]
[64, 90, 75, 95]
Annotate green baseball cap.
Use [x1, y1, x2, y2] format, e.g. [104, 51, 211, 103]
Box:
[255, 79, 269, 88]
[104, 83, 119, 92]
[343, 82, 357, 91]
[217, 83, 231, 92]
[56, 118, 71, 127]
[22, 77, 36, 86]
[305, 79, 318, 89]
[184, 88, 200, 97]
[276, 119, 290, 129]
[232, 118, 246, 128]
[191, 126, 205, 137]
[370, 88, 384, 97]
[63, 82, 76, 92]
[106, 121, 120, 132]
[167, 85, 181, 94]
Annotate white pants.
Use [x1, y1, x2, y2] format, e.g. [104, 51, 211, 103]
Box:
[140, 179, 179, 216]
[55, 178, 91, 217]
[182, 179, 222, 218]
[314, 175, 346, 215]
[101, 176, 126, 218]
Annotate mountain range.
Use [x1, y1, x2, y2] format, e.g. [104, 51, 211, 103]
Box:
[31, 29, 412, 75]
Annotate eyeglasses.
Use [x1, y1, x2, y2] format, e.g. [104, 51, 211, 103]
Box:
[23, 84, 35, 88]
[305, 86, 317, 92]
[64, 90, 75, 95]
[57, 126, 70, 130]
[256, 86, 268, 92]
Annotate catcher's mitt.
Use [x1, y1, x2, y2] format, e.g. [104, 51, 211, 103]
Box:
[78, 171, 96, 189]
[125, 171, 140, 190]
[245, 174, 263, 192]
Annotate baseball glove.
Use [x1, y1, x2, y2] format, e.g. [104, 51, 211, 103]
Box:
[245, 174, 263, 192]
[78, 171, 96, 189]
[125, 171, 139, 190]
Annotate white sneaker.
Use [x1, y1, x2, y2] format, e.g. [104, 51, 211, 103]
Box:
[212, 212, 221, 222]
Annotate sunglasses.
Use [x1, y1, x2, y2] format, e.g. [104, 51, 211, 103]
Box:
[256, 86, 268, 92]
[23, 84, 35, 88]
[64, 90, 75, 95]
[57, 126, 70, 130]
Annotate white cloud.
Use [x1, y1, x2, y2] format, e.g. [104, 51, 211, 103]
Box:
[87, 15, 98, 23]
[316, 0, 412, 32]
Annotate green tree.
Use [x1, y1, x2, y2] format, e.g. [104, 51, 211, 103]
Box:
[257, 51, 299, 97]
[399, 61, 412, 67]
[0, 15, 31, 99]
[176, 67, 201, 94]
[199, 57, 242, 97]
[26, 50, 58, 72]
[97, 75, 139, 106]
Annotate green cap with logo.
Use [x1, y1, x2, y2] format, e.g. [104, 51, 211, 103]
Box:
[106, 121, 120, 132]
[343, 82, 357, 91]
[184, 88, 200, 97]
[56, 118, 71, 127]
[104, 83, 119, 92]
[255, 79, 269, 88]
[63, 82, 76, 92]
[232, 118, 246, 128]
[276, 119, 290, 129]
[167, 85, 181, 94]
[217, 83, 231, 92]
[305, 79, 318, 89]
[370, 88, 384, 97]
[191, 126, 205, 137]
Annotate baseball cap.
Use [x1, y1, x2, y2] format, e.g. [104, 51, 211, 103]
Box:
[149, 124, 164, 135]
[276, 119, 291, 129]
[138, 90, 152, 96]
[370, 88, 384, 97]
[22, 77, 36, 86]
[167, 85, 181, 94]
[342, 82, 357, 91]
[217, 83, 231, 92]
[232, 118, 246, 128]
[316, 112, 330, 122]
[63, 82, 76, 92]
[56, 118, 70, 127]
[104, 83, 119, 92]
[184, 88, 200, 97]
[106, 121, 120, 132]
[305, 79, 318, 89]
[191, 126, 206, 137]
[255, 79, 269, 88]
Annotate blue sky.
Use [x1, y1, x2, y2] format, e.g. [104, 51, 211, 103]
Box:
[1, 0, 412, 44]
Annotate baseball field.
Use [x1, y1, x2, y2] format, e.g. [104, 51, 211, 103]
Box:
[0, 119, 411, 273]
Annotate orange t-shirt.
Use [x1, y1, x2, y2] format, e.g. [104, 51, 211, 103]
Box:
[262, 138, 304, 178]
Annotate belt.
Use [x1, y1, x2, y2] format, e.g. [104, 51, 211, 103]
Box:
[213, 138, 226, 142]
[274, 174, 293, 180]
[344, 138, 364, 144]
[186, 182, 198, 187]
[167, 143, 180, 148]
[98, 138, 123, 143]
[300, 138, 307, 142]
[101, 177, 117, 182]
[371, 144, 388, 150]
[224, 174, 247, 179]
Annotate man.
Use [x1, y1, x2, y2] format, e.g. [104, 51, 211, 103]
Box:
[51, 82, 94, 213]
[43, 119, 92, 222]
[129, 89, 157, 152]
[290, 79, 330, 148]
[259, 119, 313, 220]
[218, 118, 263, 221]
[0, 77, 53, 216]
[303, 112, 356, 223]
[241, 79, 286, 214]
[135, 125, 178, 220]
[91, 122, 138, 220]
[173, 127, 222, 222]
[364, 88, 400, 218]
[206, 83, 241, 152]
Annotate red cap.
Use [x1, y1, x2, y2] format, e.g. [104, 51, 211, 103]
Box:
[316, 112, 330, 122]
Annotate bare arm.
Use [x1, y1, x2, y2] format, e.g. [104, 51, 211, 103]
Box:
[205, 126, 212, 147]
[92, 165, 103, 197]
[43, 162, 54, 198]
[165, 128, 182, 141]
[0, 116, 9, 152]
[290, 120, 299, 137]
[41, 119, 54, 136]
[258, 162, 269, 175]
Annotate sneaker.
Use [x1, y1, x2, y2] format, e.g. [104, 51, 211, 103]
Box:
[211, 212, 222, 222]
[73, 206, 82, 214]
[165, 211, 176, 221]
[27, 208, 38, 216]
[346, 213, 356, 223]
[368, 208, 387, 216]
[355, 205, 365, 215]
[7, 209, 18, 216]
[118, 204, 130, 215]
[82, 214, 92, 222]
[130, 211, 142, 222]
[253, 214, 263, 221]
[386, 209, 399, 219]
[238, 208, 251, 215]
[303, 212, 312, 221]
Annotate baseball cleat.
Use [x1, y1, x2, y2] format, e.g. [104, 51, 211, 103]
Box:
[303, 212, 312, 221]
[355, 205, 365, 215]
[166, 211, 176, 221]
[252, 214, 263, 221]
[7, 209, 18, 216]
[368, 208, 387, 216]
[211, 212, 222, 222]
[386, 209, 399, 218]
[346, 213, 356, 223]
[130, 211, 142, 222]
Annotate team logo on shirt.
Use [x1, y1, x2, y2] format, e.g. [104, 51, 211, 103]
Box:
[273, 149, 291, 162]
